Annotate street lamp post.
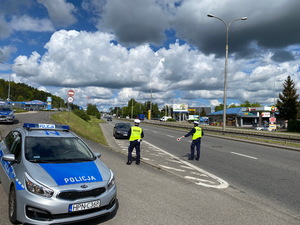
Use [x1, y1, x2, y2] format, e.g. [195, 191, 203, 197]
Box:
[149, 86, 152, 120]
[131, 98, 134, 119]
[207, 14, 247, 131]
[0, 62, 22, 102]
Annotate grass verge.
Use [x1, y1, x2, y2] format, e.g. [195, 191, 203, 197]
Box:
[51, 111, 108, 146]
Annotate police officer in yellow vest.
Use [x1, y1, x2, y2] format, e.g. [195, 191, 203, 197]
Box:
[127, 119, 144, 165]
[178, 121, 203, 160]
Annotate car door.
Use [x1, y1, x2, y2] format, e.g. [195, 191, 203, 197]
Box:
[0, 131, 21, 194]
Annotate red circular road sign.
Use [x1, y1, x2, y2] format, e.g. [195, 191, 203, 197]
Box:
[68, 90, 75, 97]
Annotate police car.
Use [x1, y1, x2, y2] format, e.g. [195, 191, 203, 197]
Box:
[0, 123, 117, 224]
[0, 101, 15, 123]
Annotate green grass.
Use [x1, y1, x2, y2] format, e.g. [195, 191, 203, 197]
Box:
[13, 108, 28, 113]
[51, 111, 108, 146]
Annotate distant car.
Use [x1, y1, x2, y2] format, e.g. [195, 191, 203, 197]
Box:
[0, 123, 117, 225]
[160, 116, 172, 122]
[113, 122, 131, 139]
[254, 126, 272, 131]
[0, 101, 15, 123]
[107, 116, 112, 121]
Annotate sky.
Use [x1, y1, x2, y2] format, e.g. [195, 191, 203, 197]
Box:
[0, 0, 300, 112]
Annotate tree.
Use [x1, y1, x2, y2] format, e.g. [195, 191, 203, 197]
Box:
[200, 108, 207, 116]
[215, 101, 262, 112]
[86, 104, 99, 117]
[277, 75, 299, 121]
[214, 104, 224, 112]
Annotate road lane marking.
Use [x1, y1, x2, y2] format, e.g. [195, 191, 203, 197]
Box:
[231, 152, 257, 160]
[167, 135, 174, 138]
[190, 171, 209, 177]
[159, 165, 186, 172]
[180, 165, 196, 170]
[144, 141, 229, 189]
[166, 159, 183, 164]
[185, 176, 216, 184]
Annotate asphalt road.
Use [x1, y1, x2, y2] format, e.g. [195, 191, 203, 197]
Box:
[0, 112, 299, 225]
[135, 122, 300, 217]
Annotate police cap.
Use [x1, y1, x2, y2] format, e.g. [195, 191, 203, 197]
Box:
[134, 119, 141, 124]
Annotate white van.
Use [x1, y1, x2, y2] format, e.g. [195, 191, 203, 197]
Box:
[160, 116, 172, 122]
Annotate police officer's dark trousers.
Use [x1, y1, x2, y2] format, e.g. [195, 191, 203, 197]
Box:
[128, 140, 141, 163]
[190, 138, 201, 160]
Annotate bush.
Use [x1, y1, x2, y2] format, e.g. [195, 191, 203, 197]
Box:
[73, 109, 91, 121]
[287, 120, 300, 132]
[96, 112, 101, 119]
[166, 118, 176, 122]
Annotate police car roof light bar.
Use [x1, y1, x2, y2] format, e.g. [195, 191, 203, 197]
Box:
[23, 123, 70, 131]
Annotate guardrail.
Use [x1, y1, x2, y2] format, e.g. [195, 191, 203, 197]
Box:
[141, 120, 300, 146]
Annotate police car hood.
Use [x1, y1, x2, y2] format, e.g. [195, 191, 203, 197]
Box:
[27, 160, 110, 187]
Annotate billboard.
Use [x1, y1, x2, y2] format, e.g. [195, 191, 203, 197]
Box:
[173, 104, 188, 113]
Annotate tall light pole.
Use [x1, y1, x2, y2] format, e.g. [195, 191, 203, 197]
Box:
[207, 14, 247, 131]
[131, 98, 134, 119]
[149, 85, 152, 120]
[0, 62, 22, 102]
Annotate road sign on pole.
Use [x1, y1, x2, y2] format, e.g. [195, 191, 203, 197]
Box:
[67, 97, 74, 103]
[68, 90, 75, 97]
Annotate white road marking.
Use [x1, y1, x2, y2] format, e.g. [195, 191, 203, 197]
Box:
[142, 157, 150, 161]
[144, 141, 229, 189]
[190, 171, 208, 177]
[153, 131, 158, 133]
[231, 152, 257, 160]
[159, 165, 186, 172]
[166, 159, 183, 164]
[185, 176, 216, 184]
[167, 135, 174, 138]
[180, 165, 195, 170]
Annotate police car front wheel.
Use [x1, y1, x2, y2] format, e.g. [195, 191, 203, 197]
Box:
[9, 186, 19, 224]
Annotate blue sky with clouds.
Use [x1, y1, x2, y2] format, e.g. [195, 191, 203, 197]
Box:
[0, 0, 299, 111]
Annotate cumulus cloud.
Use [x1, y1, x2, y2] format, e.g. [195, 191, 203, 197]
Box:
[0, 46, 17, 62]
[38, 0, 77, 27]
[0, 15, 13, 39]
[12, 26, 299, 108]
[1, 0, 300, 110]
[96, 0, 170, 46]
[9, 15, 54, 32]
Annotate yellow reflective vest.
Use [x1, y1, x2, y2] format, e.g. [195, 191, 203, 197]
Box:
[129, 126, 143, 141]
[192, 127, 202, 140]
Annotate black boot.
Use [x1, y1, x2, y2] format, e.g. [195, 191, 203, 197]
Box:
[126, 161, 132, 165]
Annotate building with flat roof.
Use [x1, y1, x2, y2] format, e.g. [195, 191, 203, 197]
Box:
[208, 107, 279, 127]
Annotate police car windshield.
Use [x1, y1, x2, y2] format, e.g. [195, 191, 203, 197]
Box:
[25, 137, 96, 163]
[0, 107, 12, 111]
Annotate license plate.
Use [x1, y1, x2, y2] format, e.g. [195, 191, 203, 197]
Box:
[69, 200, 101, 212]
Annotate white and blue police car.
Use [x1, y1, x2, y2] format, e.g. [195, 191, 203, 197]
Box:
[0, 123, 117, 224]
[0, 101, 15, 123]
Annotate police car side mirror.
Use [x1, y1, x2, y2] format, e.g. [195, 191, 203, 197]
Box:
[94, 152, 101, 158]
[2, 154, 17, 162]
